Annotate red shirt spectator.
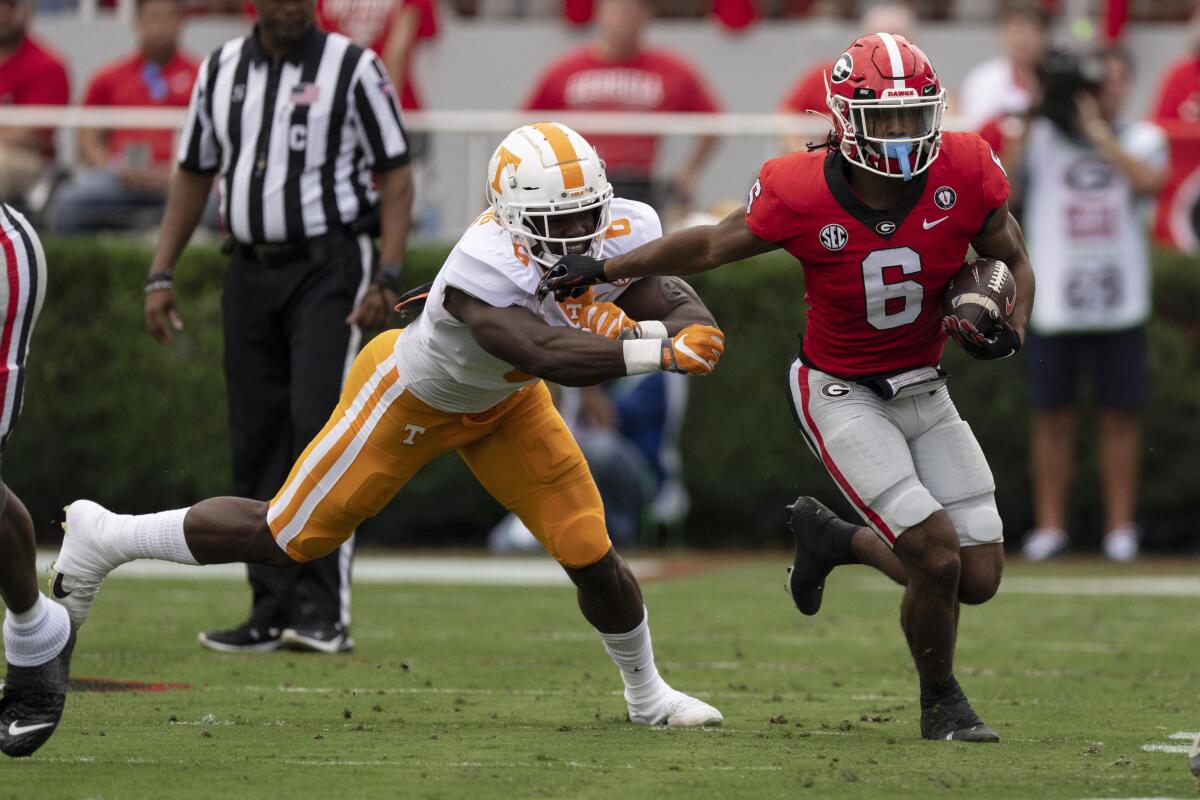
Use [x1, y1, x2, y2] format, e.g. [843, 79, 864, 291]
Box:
[1152, 55, 1200, 123]
[83, 52, 198, 166]
[780, 64, 827, 117]
[524, 48, 719, 178]
[317, 0, 438, 110]
[0, 34, 70, 158]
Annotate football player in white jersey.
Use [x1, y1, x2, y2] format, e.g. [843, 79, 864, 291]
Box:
[49, 122, 727, 727]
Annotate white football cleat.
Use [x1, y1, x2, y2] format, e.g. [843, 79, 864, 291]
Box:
[49, 501, 128, 629]
[629, 689, 722, 728]
[1188, 730, 1199, 777]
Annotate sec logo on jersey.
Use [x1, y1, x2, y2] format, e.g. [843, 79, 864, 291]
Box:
[934, 186, 957, 210]
[820, 224, 848, 251]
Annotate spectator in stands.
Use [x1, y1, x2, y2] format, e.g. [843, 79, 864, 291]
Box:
[957, 2, 1050, 128]
[523, 0, 720, 211]
[777, 3, 915, 153]
[50, 0, 198, 233]
[1012, 47, 1167, 562]
[1148, 5, 1200, 249]
[316, 0, 438, 114]
[0, 0, 69, 206]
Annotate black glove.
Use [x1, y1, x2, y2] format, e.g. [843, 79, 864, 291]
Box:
[536, 255, 608, 301]
[942, 315, 1023, 361]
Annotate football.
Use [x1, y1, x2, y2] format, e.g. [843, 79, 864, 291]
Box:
[942, 256, 1017, 336]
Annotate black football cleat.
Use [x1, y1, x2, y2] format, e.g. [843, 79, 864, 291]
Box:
[920, 687, 1000, 743]
[0, 629, 77, 758]
[784, 496, 857, 616]
[280, 621, 353, 655]
[198, 620, 283, 653]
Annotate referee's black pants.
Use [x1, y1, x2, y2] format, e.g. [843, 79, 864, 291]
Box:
[222, 232, 375, 633]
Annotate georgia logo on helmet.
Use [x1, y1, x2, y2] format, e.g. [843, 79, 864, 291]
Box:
[824, 32, 947, 181]
[485, 122, 615, 270]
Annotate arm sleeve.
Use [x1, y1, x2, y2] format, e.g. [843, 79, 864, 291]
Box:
[745, 157, 801, 244]
[82, 69, 109, 107]
[679, 65, 720, 113]
[351, 51, 411, 172]
[523, 68, 561, 111]
[977, 136, 1011, 214]
[177, 52, 222, 174]
[443, 253, 528, 310]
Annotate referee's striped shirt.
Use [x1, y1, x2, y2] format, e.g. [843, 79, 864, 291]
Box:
[177, 26, 409, 245]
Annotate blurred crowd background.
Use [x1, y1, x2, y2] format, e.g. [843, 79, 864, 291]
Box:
[3, 0, 1200, 560]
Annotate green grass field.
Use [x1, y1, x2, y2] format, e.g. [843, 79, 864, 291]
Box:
[5, 555, 1199, 800]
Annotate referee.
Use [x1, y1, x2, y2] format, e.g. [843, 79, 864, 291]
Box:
[144, 0, 412, 655]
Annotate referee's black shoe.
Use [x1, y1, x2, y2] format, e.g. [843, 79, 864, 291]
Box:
[281, 621, 353, 654]
[0, 629, 76, 758]
[784, 496, 858, 616]
[198, 620, 283, 653]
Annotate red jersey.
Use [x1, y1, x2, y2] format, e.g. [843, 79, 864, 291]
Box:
[746, 131, 1010, 377]
[83, 51, 199, 167]
[316, 0, 437, 110]
[523, 47, 720, 177]
[0, 35, 70, 159]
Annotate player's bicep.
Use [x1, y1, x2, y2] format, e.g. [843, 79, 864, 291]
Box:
[614, 276, 716, 330]
[714, 208, 779, 264]
[444, 288, 552, 369]
[971, 202, 1027, 267]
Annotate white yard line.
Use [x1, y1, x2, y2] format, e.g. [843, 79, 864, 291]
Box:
[34, 552, 661, 586]
[1140, 744, 1191, 754]
[1169, 731, 1200, 740]
[856, 575, 1200, 597]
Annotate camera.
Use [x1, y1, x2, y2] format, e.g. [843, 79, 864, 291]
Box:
[1034, 48, 1106, 137]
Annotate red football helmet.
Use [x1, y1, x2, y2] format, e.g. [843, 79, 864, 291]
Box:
[824, 32, 947, 180]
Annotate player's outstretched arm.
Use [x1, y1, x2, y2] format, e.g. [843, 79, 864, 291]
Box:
[445, 288, 725, 385]
[971, 201, 1036, 340]
[538, 209, 777, 300]
[144, 168, 216, 344]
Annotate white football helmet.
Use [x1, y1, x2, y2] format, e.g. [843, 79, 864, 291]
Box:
[485, 122, 614, 270]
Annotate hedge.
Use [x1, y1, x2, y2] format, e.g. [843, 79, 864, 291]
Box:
[8, 236, 1200, 552]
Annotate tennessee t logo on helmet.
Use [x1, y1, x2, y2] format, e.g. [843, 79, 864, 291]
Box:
[824, 32, 947, 181]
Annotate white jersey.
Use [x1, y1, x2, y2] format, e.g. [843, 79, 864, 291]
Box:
[395, 197, 663, 413]
[1023, 118, 1168, 334]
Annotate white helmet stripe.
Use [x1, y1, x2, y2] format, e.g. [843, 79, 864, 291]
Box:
[877, 31, 906, 91]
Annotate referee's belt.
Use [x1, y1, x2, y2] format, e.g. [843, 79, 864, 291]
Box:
[225, 230, 354, 267]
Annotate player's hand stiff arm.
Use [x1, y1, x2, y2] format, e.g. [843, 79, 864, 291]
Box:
[945, 202, 1036, 361]
[538, 209, 779, 302]
[445, 275, 726, 382]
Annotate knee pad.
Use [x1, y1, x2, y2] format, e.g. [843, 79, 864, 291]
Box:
[870, 475, 941, 534]
[944, 493, 1003, 546]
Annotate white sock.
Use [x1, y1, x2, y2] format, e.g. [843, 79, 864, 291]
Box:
[126, 508, 199, 565]
[4, 595, 70, 667]
[599, 607, 669, 709]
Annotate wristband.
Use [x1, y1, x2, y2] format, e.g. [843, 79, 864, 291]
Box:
[633, 320, 668, 340]
[622, 338, 665, 375]
[144, 271, 174, 295]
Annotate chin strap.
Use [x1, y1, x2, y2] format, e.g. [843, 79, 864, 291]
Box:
[882, 141, 914, 181]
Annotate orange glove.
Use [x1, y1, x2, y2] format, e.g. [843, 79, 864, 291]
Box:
[662, 324, 725, 375]
[582, 302, 637, 339]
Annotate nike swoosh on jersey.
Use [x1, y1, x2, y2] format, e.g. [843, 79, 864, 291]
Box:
[923, 216, 950, 230]
[52, 572, 72, 599]
[8, 721, 54, 737]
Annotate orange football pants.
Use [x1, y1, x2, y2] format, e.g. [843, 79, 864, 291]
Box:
[266, 329, 611, 568]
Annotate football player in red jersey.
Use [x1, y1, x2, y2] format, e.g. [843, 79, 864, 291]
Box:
[540, 32, 1036, 743]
